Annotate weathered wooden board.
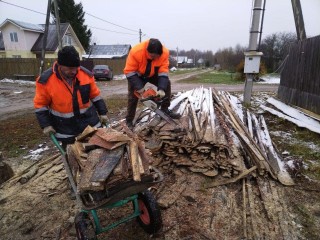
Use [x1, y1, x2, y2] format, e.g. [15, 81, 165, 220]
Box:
[90, 145, 125, 182]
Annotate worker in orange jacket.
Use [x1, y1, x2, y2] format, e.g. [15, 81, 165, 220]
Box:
[124, 38, 180, 128]
[34, 46, 109, 147]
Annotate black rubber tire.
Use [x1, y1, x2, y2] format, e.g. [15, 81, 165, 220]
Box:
[74, 212, 97, 240]
[136, 190, 162, 234]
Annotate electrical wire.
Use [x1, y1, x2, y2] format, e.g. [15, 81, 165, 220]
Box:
[85, 12, 137, 33]
[0, 0, 46, 16]
[88, 26, 136, 35]
[273, 54, 289, 74]
[0, 0, 142, 36]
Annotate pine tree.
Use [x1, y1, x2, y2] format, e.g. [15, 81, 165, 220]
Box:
[51, 0, 92, 51]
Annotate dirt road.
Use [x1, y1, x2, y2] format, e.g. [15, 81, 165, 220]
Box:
[0, 69, 278, 119]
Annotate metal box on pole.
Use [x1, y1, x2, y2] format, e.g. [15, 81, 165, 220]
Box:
[244, 51, 263, 73]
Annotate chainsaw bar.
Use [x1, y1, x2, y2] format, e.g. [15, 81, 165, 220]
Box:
[141, 99, 177, 125]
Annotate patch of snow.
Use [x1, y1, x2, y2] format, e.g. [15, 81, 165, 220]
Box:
[23, 146, 50, 161]
[261, 104, 320, 134]
[112, 74, 126, 80]
[0, 78, 35, 85]
[286, 160, 295, 169]
[258, 74, 280, 84]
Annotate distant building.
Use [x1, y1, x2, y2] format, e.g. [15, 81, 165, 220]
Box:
[173, 56, 188, 64]
[213, 64, 221, 70]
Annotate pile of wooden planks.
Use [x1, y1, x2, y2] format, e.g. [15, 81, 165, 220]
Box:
[133, 87, 247, 180]
[67, 125, 154, 194]
[132, 87, 294, 186]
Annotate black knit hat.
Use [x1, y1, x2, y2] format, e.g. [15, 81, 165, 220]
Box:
[58, 46, 80, 67]
[147, 38, 163, 55]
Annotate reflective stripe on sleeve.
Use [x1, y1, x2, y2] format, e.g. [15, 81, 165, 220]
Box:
[126, 72, 140, 78]
[35, 107, 48, 112]
[55, 122, 101, 139]
[158, 72, 169, 77]
[91, 95, 102, 102]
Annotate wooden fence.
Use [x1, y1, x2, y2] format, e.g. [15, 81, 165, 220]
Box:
[0, 58, 127, 80]
[278, 35, 320, 114]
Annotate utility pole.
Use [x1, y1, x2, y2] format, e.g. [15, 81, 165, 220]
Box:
[176, 47, 179, 68]
[243, 0, 265, 105]
[139, 29, 142, 43]
[53, 0, 62, 50]
[39, 0, 51, 75]
[291, 0, 306, 41]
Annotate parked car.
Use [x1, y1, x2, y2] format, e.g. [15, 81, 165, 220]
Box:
[92, 65, 113, 81]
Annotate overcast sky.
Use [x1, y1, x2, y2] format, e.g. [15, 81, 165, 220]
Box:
[0, 0, 319, 53]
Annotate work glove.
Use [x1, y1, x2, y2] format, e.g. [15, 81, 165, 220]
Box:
[43, 126, 56, 136]
[156, 90, 165, 98]
[100, 115, 110, 125]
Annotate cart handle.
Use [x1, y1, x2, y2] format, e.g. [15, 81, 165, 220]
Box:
[50, 133, 65, 155]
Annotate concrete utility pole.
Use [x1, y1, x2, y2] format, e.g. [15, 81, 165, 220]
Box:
[243, 0, 265, 105]
[139, 29, 142, 42]
[39, 0, 51, 75]
[53, 0, 62, 50]
[291, 0, 306, 41]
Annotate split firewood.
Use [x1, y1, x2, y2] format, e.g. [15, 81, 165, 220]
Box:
[76, 125, 97, 141]
[128, 141, 141, 181]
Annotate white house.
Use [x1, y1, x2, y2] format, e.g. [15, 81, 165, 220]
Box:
[0, 19, 85, 59]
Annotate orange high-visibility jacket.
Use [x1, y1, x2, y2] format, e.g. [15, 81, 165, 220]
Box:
[34, 62, 107, 143]
[124, 39, 169, 78]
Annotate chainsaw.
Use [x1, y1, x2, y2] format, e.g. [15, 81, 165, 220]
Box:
[134, 88, 177, 125]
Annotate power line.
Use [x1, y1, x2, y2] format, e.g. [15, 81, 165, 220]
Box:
[88, 26, 136, 35]
[85, 12, 138, 33]
[0, 0, 141, 36]
[0, 0, 46, 16]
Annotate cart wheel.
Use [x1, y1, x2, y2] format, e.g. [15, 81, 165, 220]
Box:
[137, 190, 162, 234]
[74, 212, 97, 240]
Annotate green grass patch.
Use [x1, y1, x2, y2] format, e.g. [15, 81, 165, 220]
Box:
[105, 95, 127, 113]
[177, 71, 242, 84]
[0, 112, 45, 158]
[169, 68, 200, 76]
[267, 119, 320, 160]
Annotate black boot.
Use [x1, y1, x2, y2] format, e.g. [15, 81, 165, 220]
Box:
[162, 109, 181, 119]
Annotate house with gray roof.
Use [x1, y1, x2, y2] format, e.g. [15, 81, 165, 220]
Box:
[0, 19, 85, 59]
[83, 44, 131, 59]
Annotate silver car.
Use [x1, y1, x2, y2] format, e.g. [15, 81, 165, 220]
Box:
[92, 65, 113, 81]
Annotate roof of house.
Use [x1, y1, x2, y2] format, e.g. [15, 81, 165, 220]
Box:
[0, 19, 44, 33]
[0, 32, 4, 50]
[83, 44, 131, 59]
[174, 56, 188, 64]
[31, 23, 69, 52]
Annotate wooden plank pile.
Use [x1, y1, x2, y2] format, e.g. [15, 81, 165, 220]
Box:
[66, 125, 155, 194]
[132, 87, 294, 186]
[133, 87, 246, 180]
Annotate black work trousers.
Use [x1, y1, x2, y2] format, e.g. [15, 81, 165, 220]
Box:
[126, 76, 171, 123]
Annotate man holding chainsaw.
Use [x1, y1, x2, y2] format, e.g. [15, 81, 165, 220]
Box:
[34, 46, 109, 148]
[124, 38, 180, 128]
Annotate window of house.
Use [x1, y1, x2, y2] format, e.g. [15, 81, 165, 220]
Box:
[64, 35, 72, 45]
[10, 32, 18, 42]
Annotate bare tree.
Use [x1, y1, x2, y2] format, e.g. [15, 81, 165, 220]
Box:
[259, 32, 297, 72]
